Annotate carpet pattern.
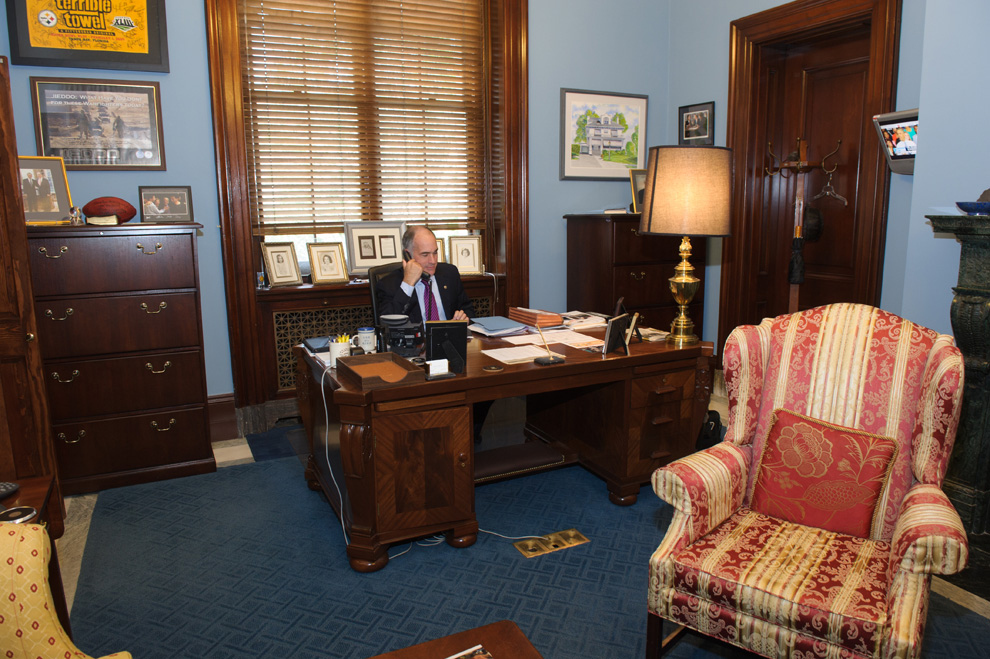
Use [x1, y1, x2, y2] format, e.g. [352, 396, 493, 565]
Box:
[71, 458, 990, 658]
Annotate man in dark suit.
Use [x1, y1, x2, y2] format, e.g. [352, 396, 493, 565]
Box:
[376, 225, 476, 323]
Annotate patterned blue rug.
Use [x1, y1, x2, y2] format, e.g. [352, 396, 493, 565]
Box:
[72, 458, 989, 658]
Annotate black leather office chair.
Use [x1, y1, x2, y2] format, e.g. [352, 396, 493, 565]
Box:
[368, 261, 403, 325]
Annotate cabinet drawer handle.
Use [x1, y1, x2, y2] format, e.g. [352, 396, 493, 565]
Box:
[136, 242, 164, 255]
[151, 418, 176, 432]
[651, 416, 673, 426]
[38, 245, 68, 259]
[457, 452, 468, 468]
[51, 369, 80, 383]
[630, 228, 639, 234]
[629, 271, 646, 281]
[58, 429, 86, 444]
[140, 301, 168, 314]
[652, 386, 677, 396]
[146, 360, 172, 374]
[45, 308, 73, 321]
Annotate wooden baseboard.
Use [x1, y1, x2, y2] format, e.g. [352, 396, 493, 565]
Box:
[208, 394, 238, 442]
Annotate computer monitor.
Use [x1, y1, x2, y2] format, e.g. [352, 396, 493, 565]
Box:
[872, 108, 918, 175]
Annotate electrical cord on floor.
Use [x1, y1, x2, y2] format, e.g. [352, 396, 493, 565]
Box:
[319, 357, 350, 546]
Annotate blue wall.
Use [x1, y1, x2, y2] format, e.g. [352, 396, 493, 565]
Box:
[2, 1, 980, 401]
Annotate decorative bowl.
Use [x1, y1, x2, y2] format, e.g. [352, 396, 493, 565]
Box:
[956, 202, 990, 216]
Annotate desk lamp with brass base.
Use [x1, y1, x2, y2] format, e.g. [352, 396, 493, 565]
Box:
[638, 145, 732, 347]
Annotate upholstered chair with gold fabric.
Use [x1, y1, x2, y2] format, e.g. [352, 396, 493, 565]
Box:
[647, 303, 969, 659]
[1, 522, 131, 659]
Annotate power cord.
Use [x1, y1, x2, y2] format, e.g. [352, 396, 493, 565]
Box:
[319, 357, 350, 546]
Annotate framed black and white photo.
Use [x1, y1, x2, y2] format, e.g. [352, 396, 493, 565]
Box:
[560, 89, 648, 180]
[344, 221, 406, 275]
[260, 242, 302, 287]
[678, 101, 715, 146]
[30, 77, 165, 170]
[18, 155, 72, 225]
[629, 168, 647, 213]
[449, 236, 483, 275]
[308, 243, 349, 284]
[138, 185, 192, 222]
[437, 237, 447, 263]
[6, 1, 169, 72]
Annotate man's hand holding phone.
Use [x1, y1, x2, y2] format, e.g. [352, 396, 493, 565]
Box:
[402, 249, 425, 286]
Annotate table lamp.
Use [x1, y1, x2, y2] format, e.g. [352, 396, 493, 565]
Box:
[638, 145, 732, 347]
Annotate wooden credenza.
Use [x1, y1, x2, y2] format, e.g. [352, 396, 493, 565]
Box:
[565, 213, 706, 334]
[27, 224, 216, 494]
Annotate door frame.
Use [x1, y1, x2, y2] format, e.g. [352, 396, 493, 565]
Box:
[718, 0, 901, 347]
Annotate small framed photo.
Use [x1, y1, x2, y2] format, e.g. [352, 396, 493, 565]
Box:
[629, 168, 647, 213]
[437, 237, 447, 262]
[18, 155, 72, 225]
[138, 186, 193, 222]
[449, 236, 483, 275]
[560, 88, 648, 180]
[344, 221, 406, 275]
[260, 242, 302, 287]
[30, 77, 165, 171]
[678, 101, 715, 146]
[307, 243, 349, 284]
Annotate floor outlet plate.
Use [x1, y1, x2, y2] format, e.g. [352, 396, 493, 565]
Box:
[513, 528, 589, 557]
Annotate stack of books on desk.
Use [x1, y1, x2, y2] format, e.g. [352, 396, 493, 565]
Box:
[560, 310, 608, 330]
[508, 306, 563, 328]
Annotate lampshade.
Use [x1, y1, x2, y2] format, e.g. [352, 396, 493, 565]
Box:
[638, 145, 732, 237]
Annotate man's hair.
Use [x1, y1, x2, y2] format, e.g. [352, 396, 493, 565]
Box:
[401, 225, 435, 254]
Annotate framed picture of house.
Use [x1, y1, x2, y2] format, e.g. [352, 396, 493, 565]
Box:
[678, 101, 715, 146]
[449, 236, 483, 275]
[260, 242, 302, 287]
[308, 243, 349, 284]
[344, 221, 406, 275]
[560, 89, 647, 180]
[18, 155, 72, 225]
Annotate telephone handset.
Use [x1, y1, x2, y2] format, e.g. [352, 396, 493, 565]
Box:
[403, 250, 430, 283]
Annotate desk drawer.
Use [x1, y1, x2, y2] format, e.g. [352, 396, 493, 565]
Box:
[53, 407, 209, 480]
[29, 233, 196, 296]
[45, 350, 205, 420]
[38, 292, 200, 359]
[612, 222, 677, 264]
[631, 369, 695, 408]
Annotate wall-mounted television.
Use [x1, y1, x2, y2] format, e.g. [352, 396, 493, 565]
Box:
[873, 108, 918, 175]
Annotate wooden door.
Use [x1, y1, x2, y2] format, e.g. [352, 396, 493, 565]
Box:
[0, 57, 64, 534]
[719, 0, 900, 346]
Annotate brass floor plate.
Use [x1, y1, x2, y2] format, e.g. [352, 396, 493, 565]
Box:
[513, 528, 589, 557]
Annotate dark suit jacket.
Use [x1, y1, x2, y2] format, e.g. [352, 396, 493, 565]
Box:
[376, 262, 475, 323]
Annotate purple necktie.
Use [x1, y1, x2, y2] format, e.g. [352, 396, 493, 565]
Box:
[424, 277, 439, 321]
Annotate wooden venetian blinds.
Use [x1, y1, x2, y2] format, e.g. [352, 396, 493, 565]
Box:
[239, 0, 495, 236]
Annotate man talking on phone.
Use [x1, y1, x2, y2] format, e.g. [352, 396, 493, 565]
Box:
[377, 225, 475, 323]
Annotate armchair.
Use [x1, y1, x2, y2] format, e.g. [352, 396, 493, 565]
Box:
[1, 522, 131, 659]
[647, 303, 968, 659]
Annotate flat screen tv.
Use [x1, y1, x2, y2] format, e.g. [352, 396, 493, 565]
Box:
[873, 108, 918, 174]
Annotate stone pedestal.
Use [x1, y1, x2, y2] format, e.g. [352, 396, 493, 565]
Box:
[928, 214, 990, 534]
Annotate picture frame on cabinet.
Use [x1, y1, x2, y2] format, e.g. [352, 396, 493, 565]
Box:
[308, 243, 349, 284]
[629, 168, 647, 213]
[138, 186, 193, 223]
[449, 235, 483, 275]
[6, 1, 170, 72]
[678, 101, 715, 146]
[436, 237, 447, 263]
[559, 88, 648, 180]
[18, 155, 72, 225]
[344, 221, 406, 276]
[30, 77, 165, 171]
[260, 242, 302, 287]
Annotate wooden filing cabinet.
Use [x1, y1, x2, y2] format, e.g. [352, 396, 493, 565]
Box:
[565, 213, 706, 334]
[27, 224, 216, 494]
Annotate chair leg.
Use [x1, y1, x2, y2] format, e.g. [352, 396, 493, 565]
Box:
[646, 613, 686, 658]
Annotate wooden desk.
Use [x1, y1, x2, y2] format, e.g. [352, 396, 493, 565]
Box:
[366, 620, 543, 658]
[295, 332, 713, 572]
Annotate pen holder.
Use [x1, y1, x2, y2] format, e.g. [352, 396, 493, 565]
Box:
[328, 341, 351, 368]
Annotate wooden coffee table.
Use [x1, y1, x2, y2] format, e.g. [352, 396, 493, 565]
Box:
[367, 620, 543, 658]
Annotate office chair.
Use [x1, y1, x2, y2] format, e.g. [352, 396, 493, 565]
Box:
[368, 261, 403, 325]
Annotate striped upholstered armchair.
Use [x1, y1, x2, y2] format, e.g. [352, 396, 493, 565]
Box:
[646, 303, 969, 659]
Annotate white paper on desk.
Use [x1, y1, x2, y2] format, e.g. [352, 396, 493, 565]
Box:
[481, 344, 565, 364]
[501, 329, 603, 349]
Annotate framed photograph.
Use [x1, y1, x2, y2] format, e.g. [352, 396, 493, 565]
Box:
[678, 101, 715, 146]
[30, 77, 165, 171]
[6, 1, 169, 72]
[629, 168, 647, 213]
[449, 236, 483, 275]
[260, 242, 302, 287]
[308, 243, 349, 284]
[138, 186, 193, 223]
[344, 221, 406, 275]
[560, 88, 648, 180]
[437, 237, 447, 263]
[18, 155, 72, 225]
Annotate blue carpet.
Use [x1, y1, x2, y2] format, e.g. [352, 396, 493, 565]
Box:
[71, 458, 990, 658]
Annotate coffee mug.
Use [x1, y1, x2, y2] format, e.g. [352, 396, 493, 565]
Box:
[351, 327, 377, 354]
[328, 341, 351, 368]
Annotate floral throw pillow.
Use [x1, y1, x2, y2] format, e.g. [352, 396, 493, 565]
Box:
[750, 409, 899, 538]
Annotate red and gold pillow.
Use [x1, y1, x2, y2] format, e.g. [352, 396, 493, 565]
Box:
[750, 409, 898, 538]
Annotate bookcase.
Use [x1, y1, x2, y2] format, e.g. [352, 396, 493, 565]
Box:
[564, 213, 706, 334]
